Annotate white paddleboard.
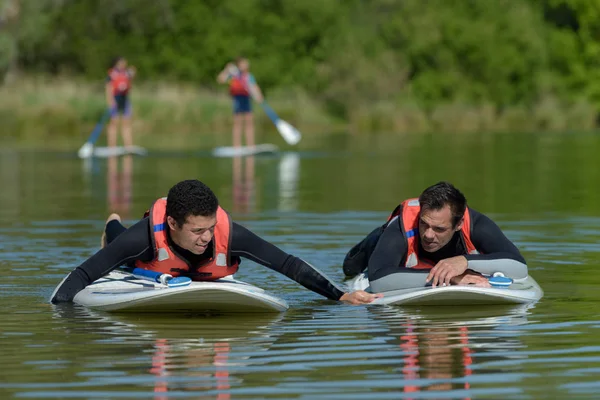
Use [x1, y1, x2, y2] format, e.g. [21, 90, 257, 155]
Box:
[72, 270, 289, 313]
[212, 144, 279, 157]
[347, 273, 543, 306]
[91, 146, 148, 158]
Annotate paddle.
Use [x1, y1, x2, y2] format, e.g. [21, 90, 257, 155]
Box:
[260, 102, 302, 146]
[77, 109, 112, 159]
[226, 64, 302, 146]
[125, 267, 192, 288]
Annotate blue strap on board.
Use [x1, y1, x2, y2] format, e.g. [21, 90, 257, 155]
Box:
[130, 267, 163, 282]
[125, 267, 191, 288]
[489, 276, 513, 288]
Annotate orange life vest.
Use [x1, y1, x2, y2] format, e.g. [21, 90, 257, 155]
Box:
[387, 198, 478, 269]
[229, 74, 250, 96]
[135, 198, 239, 280]
[108, 68, 131, 95]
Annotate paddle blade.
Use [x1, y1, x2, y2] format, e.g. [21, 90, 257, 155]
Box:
[276, 119, 302, 145]
[78, 142, 94, 159]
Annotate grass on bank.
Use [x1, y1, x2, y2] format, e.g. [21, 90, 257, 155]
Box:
[0, 76, 341, 150]
[0, 76, 598, 150]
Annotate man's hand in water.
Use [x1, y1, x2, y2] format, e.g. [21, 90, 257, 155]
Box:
[451, 270, 491, 288]
[340, 290, 383, 305]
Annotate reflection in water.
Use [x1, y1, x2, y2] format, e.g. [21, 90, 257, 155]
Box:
[278, 153, 300, 212]
[398, 318, 473, 397]
[50, 305, 285, 399]
[232, 155, 255, 214]
[107, 155, 133, 219]
[148, 338, 233, 399]
[379, 305, 531, 398]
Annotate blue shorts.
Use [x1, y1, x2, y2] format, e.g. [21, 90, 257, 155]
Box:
[232, 95, 252, 114]
[111, 94, 132, 117]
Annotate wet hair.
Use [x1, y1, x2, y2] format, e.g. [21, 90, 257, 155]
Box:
[166, 180, 219, 226]
[418, 181, 467, 228]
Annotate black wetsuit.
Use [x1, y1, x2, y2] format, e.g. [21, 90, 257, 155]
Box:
[51, 218, 345, 303]
[343, 207, 527, 292]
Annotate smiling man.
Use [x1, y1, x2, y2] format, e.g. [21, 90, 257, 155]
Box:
[52, 180, 380, 305]
[342, 181, 528, 292]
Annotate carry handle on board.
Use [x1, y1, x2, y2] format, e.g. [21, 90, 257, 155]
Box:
[123, 267, 191, 288]
[489, 274, 513, 289]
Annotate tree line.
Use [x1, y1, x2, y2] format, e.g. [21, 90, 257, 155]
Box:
[1, 0, 599, 127]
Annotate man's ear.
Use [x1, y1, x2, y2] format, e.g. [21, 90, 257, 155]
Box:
[455, 217, 464, 232]
[167, 216, 178, 231]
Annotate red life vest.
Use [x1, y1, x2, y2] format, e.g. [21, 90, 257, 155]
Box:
[387, 198, 478, 269]
[229, 73, 250, 96]
[108, 68, 131, 95]
[135, 198, 239, 280]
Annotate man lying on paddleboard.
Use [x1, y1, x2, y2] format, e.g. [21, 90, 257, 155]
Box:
[51, 180, 381, 305]
[342, 181, 528, 293]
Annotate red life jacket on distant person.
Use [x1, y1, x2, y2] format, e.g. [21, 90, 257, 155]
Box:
[108, 68, 131, 96]
[229, 73, 250, 96]
[386, 198, 478, 269]
[135, 198, 239, 280]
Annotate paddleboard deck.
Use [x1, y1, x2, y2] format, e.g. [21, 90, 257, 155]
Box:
[347, 273, 543, 306]
[212, 144, 279, 157]
[91, 146, 148, 158]
[72, 270, 289, 313]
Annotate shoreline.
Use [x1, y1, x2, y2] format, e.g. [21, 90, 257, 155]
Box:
[1, 77, 598, 149]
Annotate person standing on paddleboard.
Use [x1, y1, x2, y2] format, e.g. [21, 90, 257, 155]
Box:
[342, 181, 528, 292]
[51, 179, 381, 305]
[106, 56, 136, 148]
[217, 57, 264, 149]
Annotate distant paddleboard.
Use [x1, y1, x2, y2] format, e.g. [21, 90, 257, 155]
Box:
[348, 273, 543, 306]
[82, 146, 148, 159]
[212, 144, 278, 157]
[71, 270, 289, 313]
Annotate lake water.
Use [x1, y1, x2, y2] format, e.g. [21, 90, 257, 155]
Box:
[2, 132, 600, 399]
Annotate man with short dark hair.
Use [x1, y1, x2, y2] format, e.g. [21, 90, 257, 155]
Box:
[342, 181, 528, 293]
[52, 180, 380, 305]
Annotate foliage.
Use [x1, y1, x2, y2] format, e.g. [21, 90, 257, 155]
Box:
[3, 0, 600, 131]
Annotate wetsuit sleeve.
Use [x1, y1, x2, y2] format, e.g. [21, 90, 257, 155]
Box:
[367, 217, 429, 292]
[465, 208, 528, 279]
[50, 218, 154, 303]
[230, 222, 346, 300]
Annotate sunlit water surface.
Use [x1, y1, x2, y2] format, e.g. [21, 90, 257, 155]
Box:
[1, 132, 600, 398]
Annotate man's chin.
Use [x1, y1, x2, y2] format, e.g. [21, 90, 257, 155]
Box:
[191, 246, 207, 255]
[422, 243, 438, 253]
